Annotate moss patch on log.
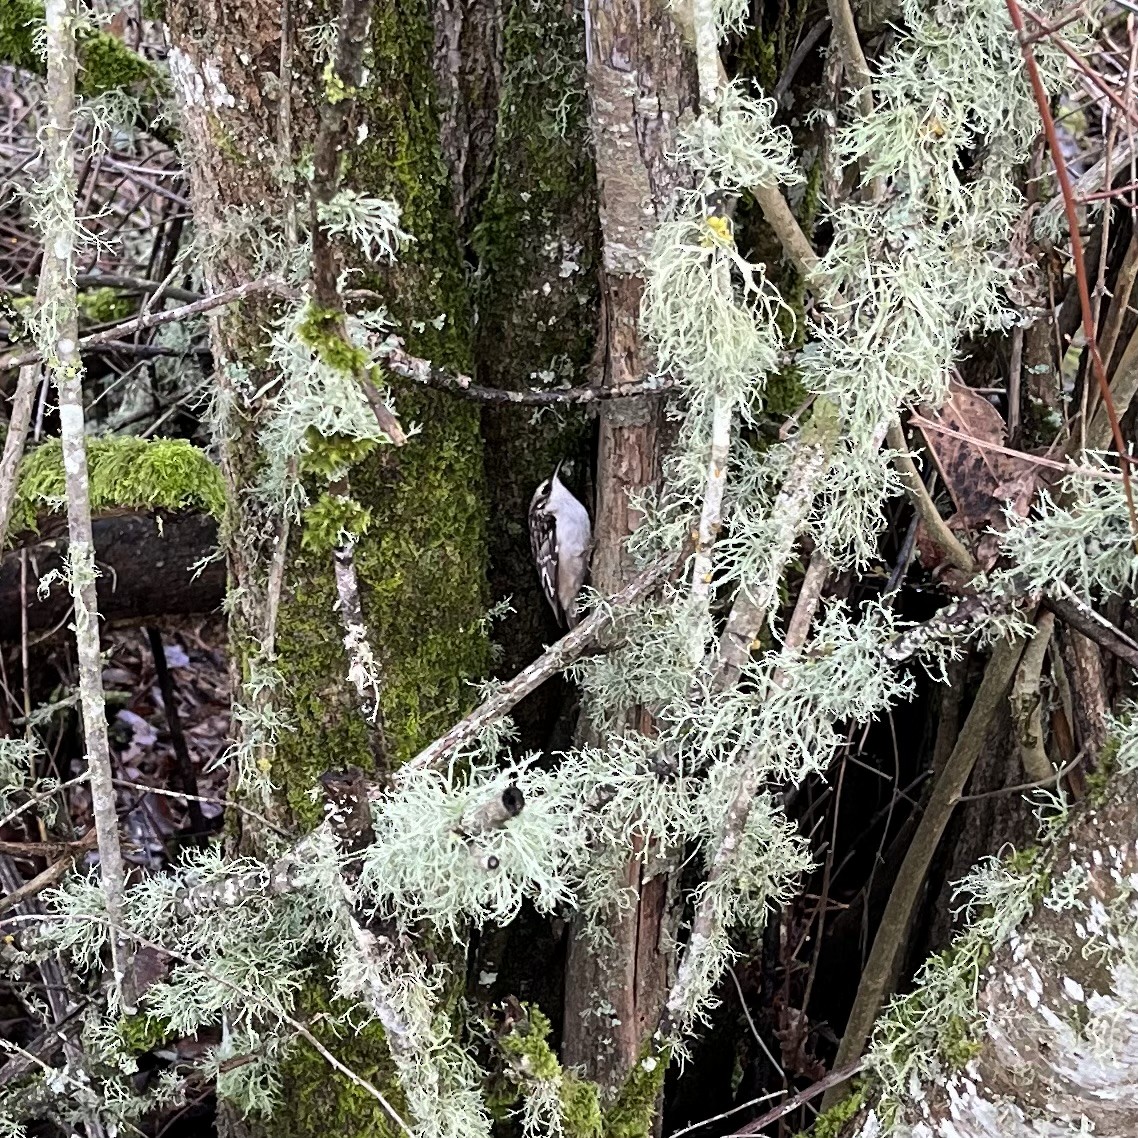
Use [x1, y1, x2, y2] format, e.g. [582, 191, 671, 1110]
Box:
[9, 436, 226, 539]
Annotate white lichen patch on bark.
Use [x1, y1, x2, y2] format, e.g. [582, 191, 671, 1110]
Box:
[167, 47, 237, 110]
[859, 783, 1138, 1137]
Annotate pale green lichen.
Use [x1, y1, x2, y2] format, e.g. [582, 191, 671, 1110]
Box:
[9, 436, 226, 538]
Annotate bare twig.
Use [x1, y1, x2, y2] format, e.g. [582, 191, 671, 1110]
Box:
[0, 361, 42, 552]
[783, 550, 830, 652]
[402, 552, 681, 776]
[728, 1060, 865, 1134]
[957, 746, 1084, 802]
[774, 18, 832, 104]
[826, 0, 874, 118]
[753, 183, 820, 277]
[887, 418, 976, 574]
[40, 0, 135, 1012]
[378, 337, 677, 404]
[110, 779, 293, 839]
[0, 277, 288, 374]
[1007, 0, 1138, 539]
[715, 427, 837, 689]
[0, 829, 98, 916]
[909, 413, 1124, 480]
[74, 272, 201, 303]
[1088, 321, 1138, 451]
[1010, 610, 1056, 782]
[1042, 587, 1138, 667]
[1098, 231, 1138, 370]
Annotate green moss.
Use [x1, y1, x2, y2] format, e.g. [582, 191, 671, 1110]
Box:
[301, 493, 372, 554]
[499, 1006, 562, 1081]
[940, 1015, 984, 1070]
[9, 436, 227, 539]
[735, 22, 779, 92]
[268, 0, 490, 831]
[801, 1087, 864, 1138]
[0, 0, 163, 98]
[1086, 732, 1122, 804]
[797, 156, 824, 235]
[602, 1046, 668, 1138]
[299, 430, 379, 481]
[494, 1004, 603, 1138]
[77, 287, 134, 324]
[296, 304, 369, 374]
[272, 982, 407, 1138]
[562, 1074, 603, 1138]
[116, 1012, 172, 1055]
[765, 365, 807, 417]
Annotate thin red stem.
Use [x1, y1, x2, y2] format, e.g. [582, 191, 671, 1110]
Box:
[1007, 0, 1138, 540]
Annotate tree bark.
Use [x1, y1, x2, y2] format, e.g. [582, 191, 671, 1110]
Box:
[561, 0, 695, 1096]
[164, 1, 491, 1132]
[853, 773, 1138, 1137]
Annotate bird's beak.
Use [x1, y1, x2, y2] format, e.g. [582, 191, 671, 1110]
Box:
[551, 458, 564, 482]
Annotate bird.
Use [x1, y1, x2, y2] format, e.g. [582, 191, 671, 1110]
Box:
[528, 461, 593, 628]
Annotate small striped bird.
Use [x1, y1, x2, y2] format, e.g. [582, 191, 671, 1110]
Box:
[528, 461, 592, 628]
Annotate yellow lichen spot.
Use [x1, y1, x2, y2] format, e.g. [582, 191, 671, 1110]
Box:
[922, 114, 946, 139]
[703, 215, 734, 247]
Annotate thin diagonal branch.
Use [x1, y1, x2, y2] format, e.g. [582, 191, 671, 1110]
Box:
[401, 552, 682, 776]
[0, 276, 288, 374]
[887, 417, 976, 574]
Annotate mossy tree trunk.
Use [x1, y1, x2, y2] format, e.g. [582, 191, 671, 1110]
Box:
[161, 0, 585, 1132]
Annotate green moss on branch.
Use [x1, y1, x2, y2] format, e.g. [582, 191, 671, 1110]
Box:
[602, 1046, 668, 1138]
[0, 0, 164, 98]
[9, 436, 226, 539]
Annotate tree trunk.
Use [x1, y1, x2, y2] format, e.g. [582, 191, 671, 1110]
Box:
[851, 773, 1138, 1137]
[561, 0, 695, 1095]
[165, 1, 490, 1132]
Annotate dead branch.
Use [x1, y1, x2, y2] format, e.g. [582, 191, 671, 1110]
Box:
[0, 829, 98, 917]
[40, 0, 134, 1012]
[1006, 0, 1138, 535]
[378, 336, 677, 404]
[821, 629, 1031, 1107]
[887, 417, 976, 574]
[402, 552, 682, 775]
[0, 276, 288, 374]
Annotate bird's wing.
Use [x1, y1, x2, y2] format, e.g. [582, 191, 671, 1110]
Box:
[528, 496, 564, 625]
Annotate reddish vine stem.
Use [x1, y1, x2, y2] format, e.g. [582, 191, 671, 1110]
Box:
[1006, 0, 1138, 541]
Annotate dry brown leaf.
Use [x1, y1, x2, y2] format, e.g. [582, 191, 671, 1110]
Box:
[914, 379, 1042, 569]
